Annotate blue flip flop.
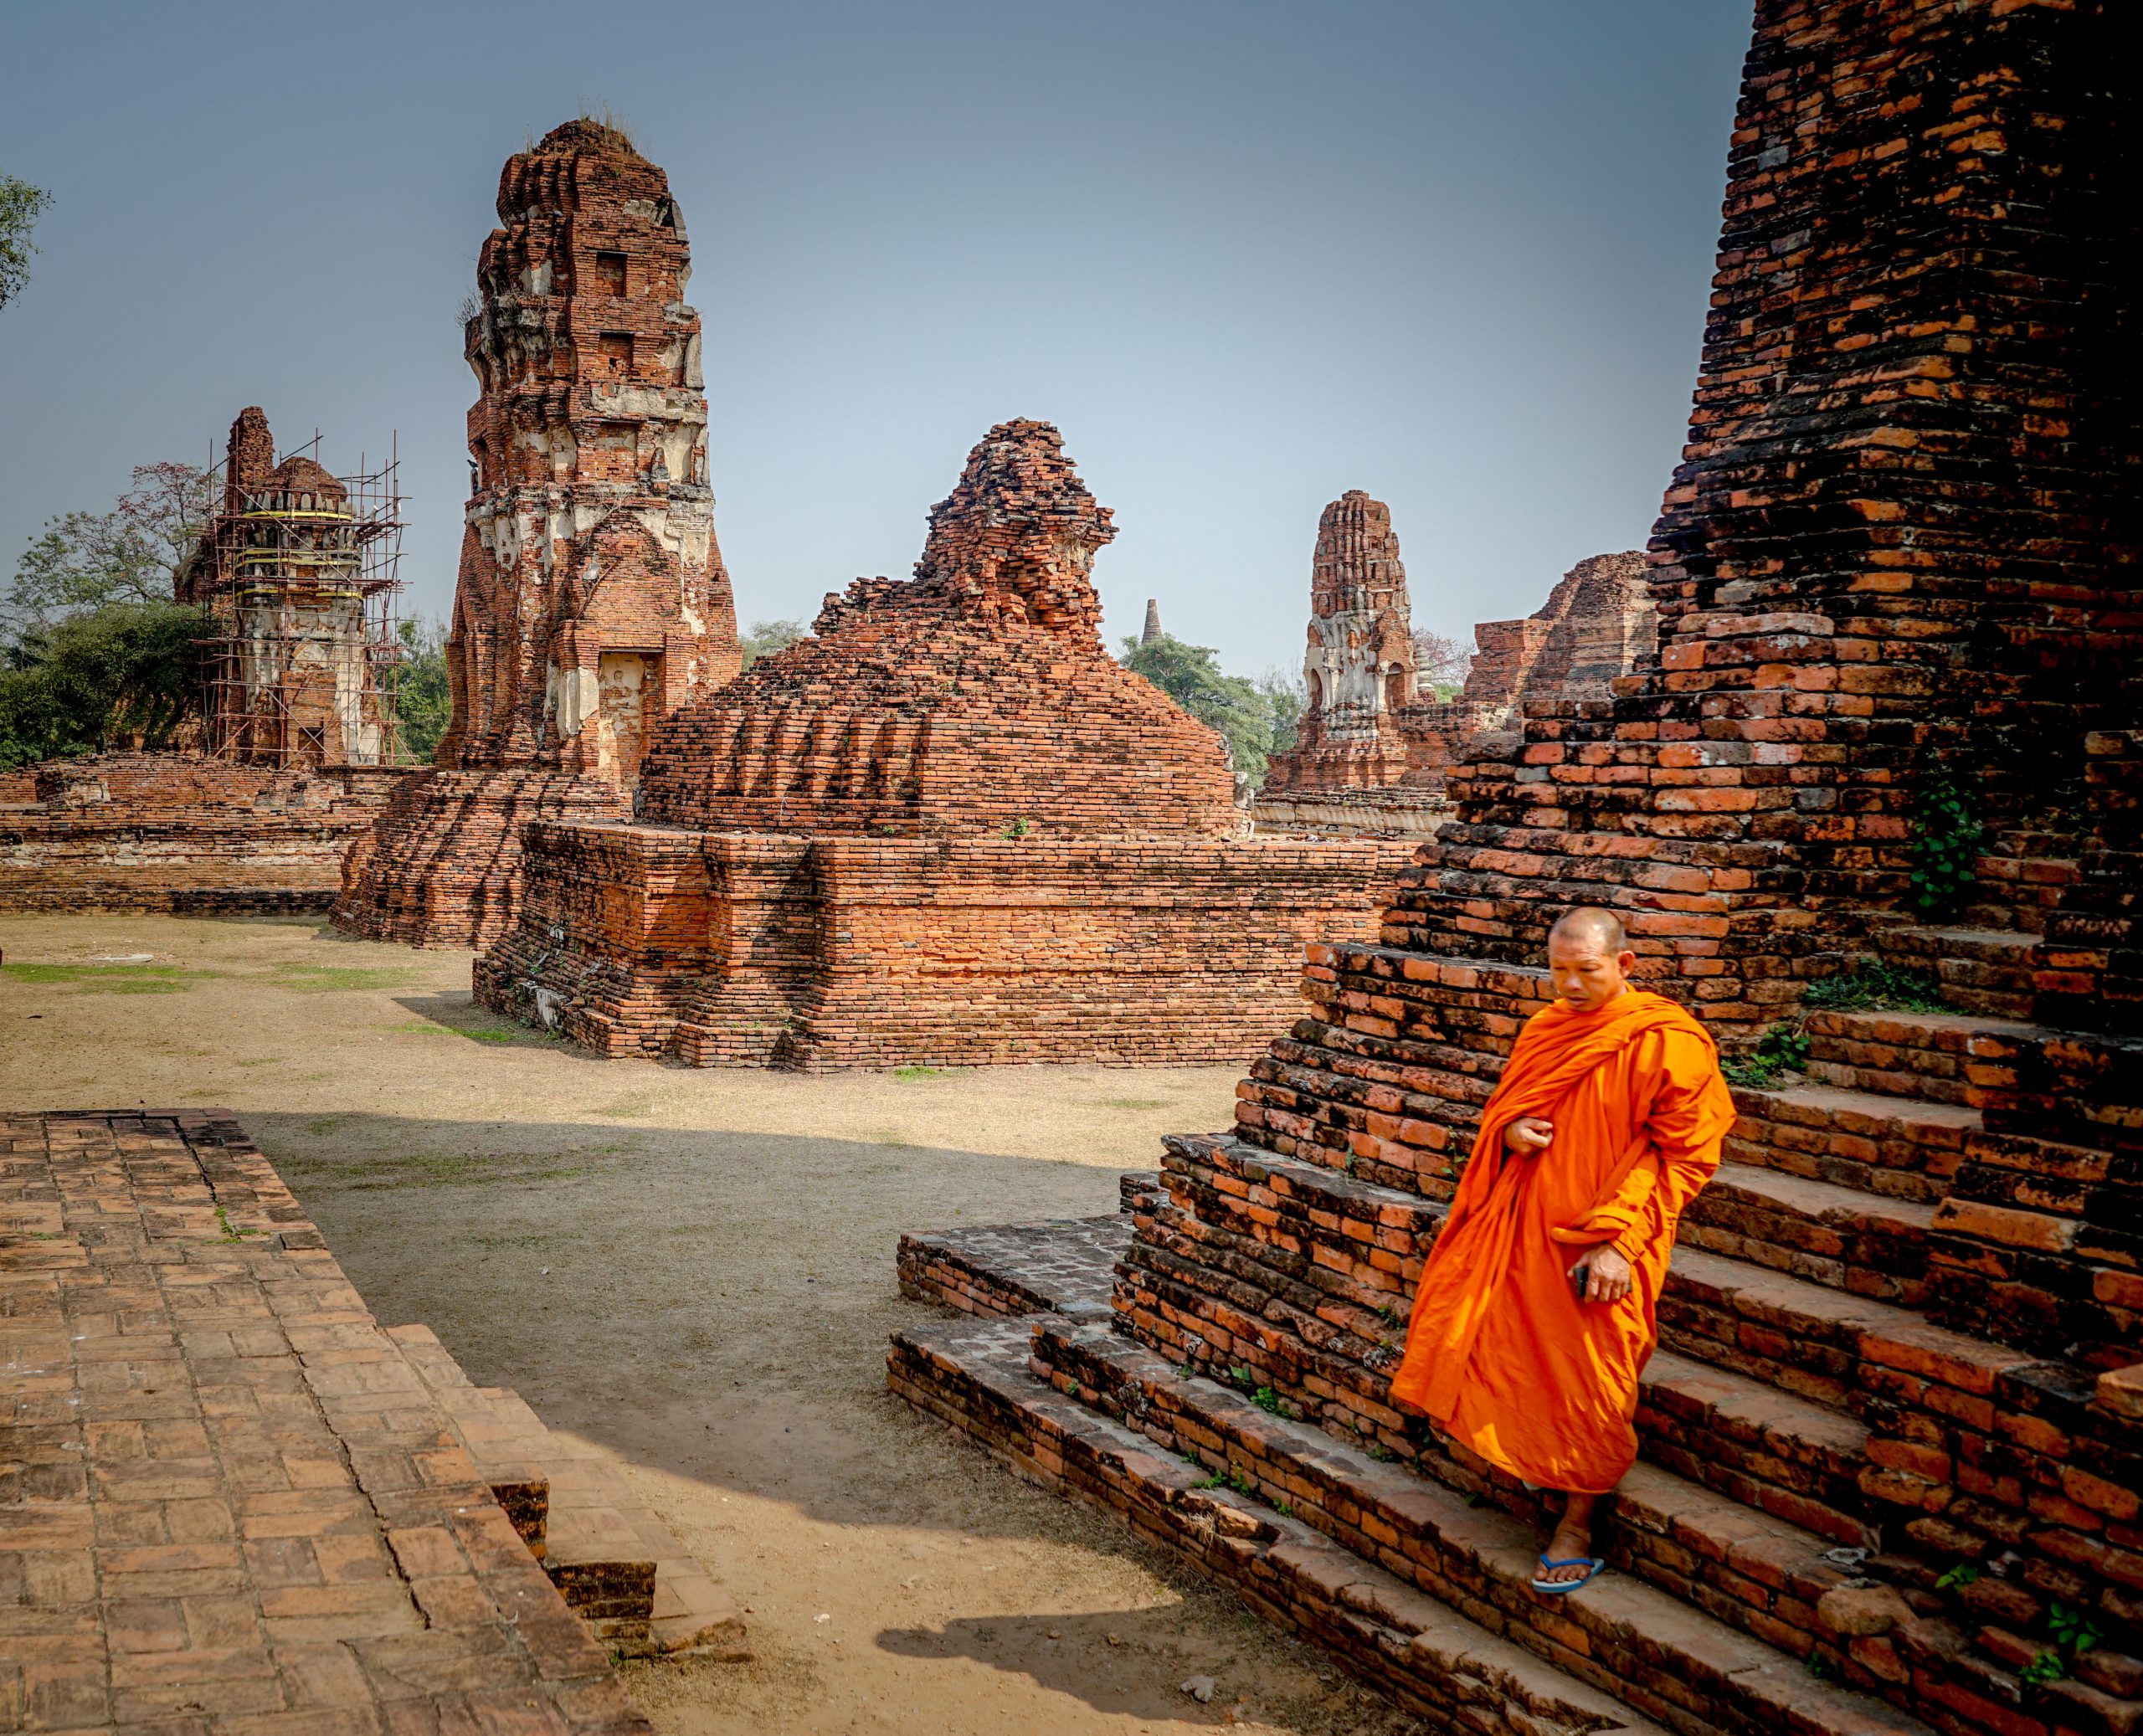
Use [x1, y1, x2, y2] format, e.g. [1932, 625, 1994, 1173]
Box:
[1530, 1555, 1606, 1595]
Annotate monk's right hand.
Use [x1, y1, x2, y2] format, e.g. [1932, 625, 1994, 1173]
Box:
[1505, 1117, 1554, 1157]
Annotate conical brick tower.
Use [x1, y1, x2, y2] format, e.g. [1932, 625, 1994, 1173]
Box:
[336, 119, 740, 948]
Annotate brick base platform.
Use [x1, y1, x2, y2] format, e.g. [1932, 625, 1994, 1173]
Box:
[475, 825, 1417, 1068]
[0, 757, 411, 916]
[0, 1110, 741, 1732]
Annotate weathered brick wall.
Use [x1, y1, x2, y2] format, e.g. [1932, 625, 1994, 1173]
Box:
[0, 755, 410, 912]
[1395, 0, 2140, 1020]
[337, 120, 743, 948]
[477, 823, 1414, 1068]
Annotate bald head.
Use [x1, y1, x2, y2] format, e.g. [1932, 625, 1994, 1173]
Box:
[1549, 907, 1627, 953]
[1545, 907, 1634, 1014]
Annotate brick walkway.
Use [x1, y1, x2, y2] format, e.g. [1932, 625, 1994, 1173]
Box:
[0, 1109, 650, 1733]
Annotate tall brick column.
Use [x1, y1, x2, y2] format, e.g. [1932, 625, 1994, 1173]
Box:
[336, 120, 740, 949]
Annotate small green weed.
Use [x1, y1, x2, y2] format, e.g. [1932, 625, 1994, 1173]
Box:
[1272, 1498, 1295, 1518]
[2048, 1602, 2102, 1656]
[2017, 1651, 2067, 1691]
[1365, 1444, 1397, 1463]
[1250, 1386, 1296, 1420]
[1188, 1466, 1257, 1497]
[214, 1205, 262, 1242]
[892, 1066, 950, 1081]
[1806, 1655, 1841, 1682]
[1227, 1365, 1256, 1390]
[1909, 747, 1986, 919]
[1806, 961, 1947, 1014]
[1721, 1023, 1812, 1090]
[998, 818, 1032, 840]
[1935, 1561, 1981, 1592]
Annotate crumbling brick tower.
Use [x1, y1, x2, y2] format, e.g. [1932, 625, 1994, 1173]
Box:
[335, 119, 740, 948]
[892, 5, 2143, 1733]
[180, 407, 399, 768]
[1264, 491, 1421, 792]
[474, 421, 1416, 1066]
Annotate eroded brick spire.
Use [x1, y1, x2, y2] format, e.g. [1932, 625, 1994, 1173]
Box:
[911, 419, 1115, 634]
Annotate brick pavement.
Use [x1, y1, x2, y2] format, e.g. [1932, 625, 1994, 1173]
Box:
[0, 1110, 652, 1733]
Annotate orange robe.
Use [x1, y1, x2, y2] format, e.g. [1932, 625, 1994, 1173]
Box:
[1389, 989, 1735, 1494]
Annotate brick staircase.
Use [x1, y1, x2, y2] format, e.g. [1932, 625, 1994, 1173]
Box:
[890, 944, 2142, 1736]
[384, 1323, 746, 1660]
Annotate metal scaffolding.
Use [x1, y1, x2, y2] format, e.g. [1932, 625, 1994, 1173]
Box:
[191, 432, 410, 768]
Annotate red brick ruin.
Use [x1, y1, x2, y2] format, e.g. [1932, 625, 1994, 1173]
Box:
[894, 7, 2143, 1736]
[335, 120, 739, 948]
[1261, 491, 1652, 835]
[474, 420, 1414, 1066]
[1, 407, 411, 913]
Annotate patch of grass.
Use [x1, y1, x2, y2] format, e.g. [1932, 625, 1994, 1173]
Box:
[1102, 1097, 1171, 1111]
[892, 1066, 950, 1081]
[303, 1117, 345, 1136]
[1, 961, 213, 994]
[214, 1205, 263, 1242]
[1805, 961, 1947, 1014]
[266, 963, 422, 993]
[1721, 1022, 1812, 1090]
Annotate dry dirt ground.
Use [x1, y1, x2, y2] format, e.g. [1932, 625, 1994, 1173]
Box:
[0, 912, 1426, 1736]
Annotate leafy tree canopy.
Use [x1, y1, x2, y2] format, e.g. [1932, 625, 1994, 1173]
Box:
[0, 602, 210, 770]
[5, 462, 214, 640]
[1120, 634, 1303, 782]
[387, 616, 453, 764]
[1411, 628, 1474, 701]
[739, 617, 805, 669]
[0, 174, 51, 311]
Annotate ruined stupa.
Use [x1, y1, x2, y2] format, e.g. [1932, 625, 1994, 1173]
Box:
[1258, 494, 1655, 834]
[335, 119, 739, 948]
[474, 420, 1414, 1067]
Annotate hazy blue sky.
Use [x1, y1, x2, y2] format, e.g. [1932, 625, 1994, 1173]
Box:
[0, 1, 1748, 676]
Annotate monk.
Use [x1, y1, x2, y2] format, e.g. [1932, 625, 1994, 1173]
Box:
[1388, 907, 1734, 1594]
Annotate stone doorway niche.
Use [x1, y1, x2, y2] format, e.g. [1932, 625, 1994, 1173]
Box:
[597, 650, 660, 784]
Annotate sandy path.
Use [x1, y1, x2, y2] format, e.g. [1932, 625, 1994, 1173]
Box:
[0, 912, 1422, 1735]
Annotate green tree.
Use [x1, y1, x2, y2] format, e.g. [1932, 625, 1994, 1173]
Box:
[0, 174, 51, 311]
[1121, 633, 1290, 780]
[739, 617, 805, 669]
[5, 462, 215, 639]
[1411, 628, 1473, 701]
[1256, 666, 1307, 758]
[0, 602, 210, 769]
[386, 616, 453, 764]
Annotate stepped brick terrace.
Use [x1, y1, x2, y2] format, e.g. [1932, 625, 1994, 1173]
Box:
[1258, 492, 1652, 836]
[892, 4, 2143, 1736]
[475, 420, 1414, 1068]
[0, 1110, 742, 1733]
[335, 119, 740, 951]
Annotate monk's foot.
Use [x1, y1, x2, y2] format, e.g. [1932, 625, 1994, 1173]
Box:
[1538, 1518, 1597, 1586]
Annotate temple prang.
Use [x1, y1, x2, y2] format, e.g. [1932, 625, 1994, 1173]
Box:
[1259, 493, 1653, 835]
[333, 119, 740, 948]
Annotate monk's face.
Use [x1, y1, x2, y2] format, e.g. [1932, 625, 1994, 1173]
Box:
[1547, 932, 1636, 1014]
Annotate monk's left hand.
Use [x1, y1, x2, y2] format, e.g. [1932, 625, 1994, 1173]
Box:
[1578, 1246, 1634, 1305]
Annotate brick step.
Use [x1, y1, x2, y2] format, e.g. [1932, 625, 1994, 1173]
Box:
[384, 1325, 745, 1659]
[1122, 1138, 1893, 1543]
[889, 1314, 1680, 1736]
[1026, 1316, 1931, 1736]
[1801, 1009, 2047, 1107]
[1724, 1085, 1979, 1207]
[1636, 1350, 1874, 1551]
[1871, 928, 2039, 1020]
[1683, 1163, 1937, 1308]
